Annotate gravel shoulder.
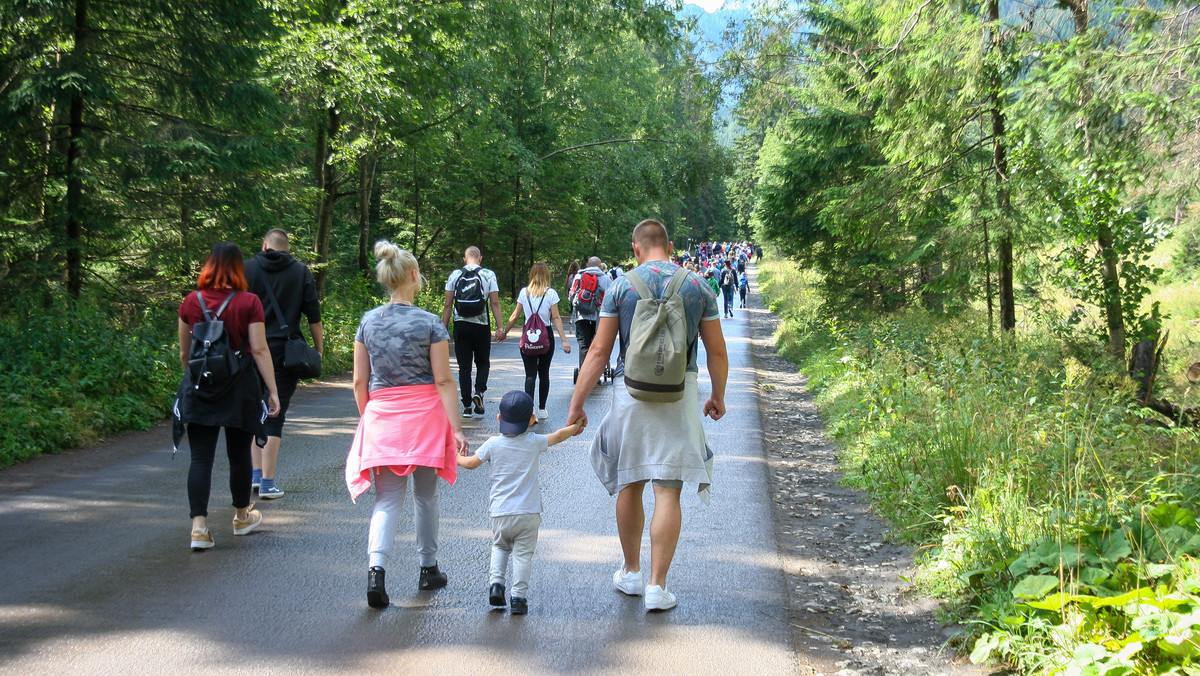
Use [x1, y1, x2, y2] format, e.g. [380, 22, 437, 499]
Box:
[744, 266, 991, 676]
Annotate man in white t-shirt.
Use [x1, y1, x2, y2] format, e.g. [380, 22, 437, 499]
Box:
[442, 246, 505, 419]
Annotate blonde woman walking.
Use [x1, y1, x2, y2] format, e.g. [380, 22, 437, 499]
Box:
[346, 241, 469, 609]
[502, 263, 571, 420]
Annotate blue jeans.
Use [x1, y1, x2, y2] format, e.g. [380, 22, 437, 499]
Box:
[721, 286, 735, 315]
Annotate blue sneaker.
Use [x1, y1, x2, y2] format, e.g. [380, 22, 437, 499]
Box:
[258, 485, 285, 500]
[251, 469, 262, 490]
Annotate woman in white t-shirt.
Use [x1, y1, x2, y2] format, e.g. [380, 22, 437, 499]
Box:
[502, 263, 571, 420]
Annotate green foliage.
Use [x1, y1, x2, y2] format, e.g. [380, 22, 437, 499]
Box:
[0, 0, 730, 464]
[758, 255, 1200, 673]
[970, 490, 1200, 674]
[1045, 170, 1167, 345]
[0, 298, 176, 466]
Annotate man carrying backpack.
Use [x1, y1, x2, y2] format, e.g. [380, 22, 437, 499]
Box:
[566, 219, 728, 613]
[442, 246, 505, 419]
[244, 229, 323, 500]
[569, 256, 612, 379]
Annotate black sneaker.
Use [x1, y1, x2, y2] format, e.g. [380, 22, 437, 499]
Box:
[462, 405, 474, 420]
[489, 582, 506, 608]
[419, 563, 448, 590]
[367, 566, 389, 609]
[472, 392, 485, 416]
[510, 596, 528, 615]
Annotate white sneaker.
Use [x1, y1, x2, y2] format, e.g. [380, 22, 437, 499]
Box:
[644, 584, 677, 611]
[537, 409, 548, 421]
[613, 568, 644, 596]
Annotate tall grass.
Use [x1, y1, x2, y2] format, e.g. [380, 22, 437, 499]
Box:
[757, 256, 1200, 673]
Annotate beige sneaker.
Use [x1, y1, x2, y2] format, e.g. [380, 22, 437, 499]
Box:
[190, 528, 214, 551]
[232, 506, 263, 536]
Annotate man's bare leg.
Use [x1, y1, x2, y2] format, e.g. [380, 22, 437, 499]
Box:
[616, 482, 646, 572]
[251, 437, 281, 479]
[648, 484, 682, 587]
[260, 436, 280, 479]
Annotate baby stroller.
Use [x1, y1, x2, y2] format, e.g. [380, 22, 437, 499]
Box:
[573, 354, 615, 385]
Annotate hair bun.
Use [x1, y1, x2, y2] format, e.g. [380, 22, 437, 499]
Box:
[374, 240, 397, 261]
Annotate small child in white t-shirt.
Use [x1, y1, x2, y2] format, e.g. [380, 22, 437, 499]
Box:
[457, 390, 581, 615]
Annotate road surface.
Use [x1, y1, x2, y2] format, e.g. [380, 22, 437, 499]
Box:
[0, 282, 799, 674]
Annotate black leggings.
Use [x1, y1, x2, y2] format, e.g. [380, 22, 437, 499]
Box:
[187, 424, 253, 518]
[521, 338, 555, 408]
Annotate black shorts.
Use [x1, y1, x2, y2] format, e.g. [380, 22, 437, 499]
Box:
[263, 348, 301, 438]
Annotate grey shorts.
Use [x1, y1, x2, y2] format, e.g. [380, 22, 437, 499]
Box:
[651, 480, 683, 489]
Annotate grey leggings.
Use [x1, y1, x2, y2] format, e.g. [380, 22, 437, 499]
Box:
[368, 466, 439, 569]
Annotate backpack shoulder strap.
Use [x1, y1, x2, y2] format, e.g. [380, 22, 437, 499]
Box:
[213, 290, 238, 319]
[624, 270, 653, 300]
[196, 291, 215, 322]
[662, 268, 690, 300]
[258, 274, 288, 331]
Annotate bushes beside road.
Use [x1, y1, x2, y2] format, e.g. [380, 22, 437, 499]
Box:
[0, 278, 527, 468]
[757, 258, 1200, 673]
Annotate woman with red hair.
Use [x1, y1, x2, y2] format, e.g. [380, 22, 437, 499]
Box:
[175, 241, 280, 551]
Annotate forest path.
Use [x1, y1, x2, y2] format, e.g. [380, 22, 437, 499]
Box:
[0, 265, 986, 675]
[0, 273, 794, 674]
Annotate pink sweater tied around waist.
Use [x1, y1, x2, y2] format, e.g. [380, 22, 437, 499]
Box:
[345, 384, 457, 501]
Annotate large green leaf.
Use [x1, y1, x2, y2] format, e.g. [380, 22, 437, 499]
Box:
[1012, 575, 1061, 599]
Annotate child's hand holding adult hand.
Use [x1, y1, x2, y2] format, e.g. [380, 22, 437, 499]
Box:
[567, 407, 588, 431]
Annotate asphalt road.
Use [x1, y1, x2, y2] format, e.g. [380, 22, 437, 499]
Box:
[0, 283, 799, 674]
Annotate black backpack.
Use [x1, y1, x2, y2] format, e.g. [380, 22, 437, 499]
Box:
[453, 267, 487, 318]
[188, 291, 243, 391]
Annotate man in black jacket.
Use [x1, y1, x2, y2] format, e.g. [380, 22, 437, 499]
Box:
[245, 229, 323, 499]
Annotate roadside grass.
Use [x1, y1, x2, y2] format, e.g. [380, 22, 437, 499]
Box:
[756, 255, 1200, 674]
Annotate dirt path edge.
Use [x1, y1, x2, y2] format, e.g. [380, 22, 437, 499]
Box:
[744, 266, 990, 676]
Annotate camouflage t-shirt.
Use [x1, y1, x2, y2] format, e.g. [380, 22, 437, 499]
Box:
[355, 303, 451, 391]
[599, 260, 720, 374]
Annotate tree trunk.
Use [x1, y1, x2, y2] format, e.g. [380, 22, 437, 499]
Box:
[987, 0, 1015, 332]
[1062, 0, 1122, 359]
[510, 172, 522, 299]
[179, 173, 192, 277]
[922, 257, 943, 313]
[1097, 221, 1126, 360]
[369, 174, 382, 263]
[1126, 332, 1200, 426]
[64, 0, 89, 300]
[357, 152, 376, 274]
[983, 217, 993, 334]
[510, 226, 520, 300]
[314, 106, 340, 299]
[409, 148, 420, 255]
[314, 122, 327, 191]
